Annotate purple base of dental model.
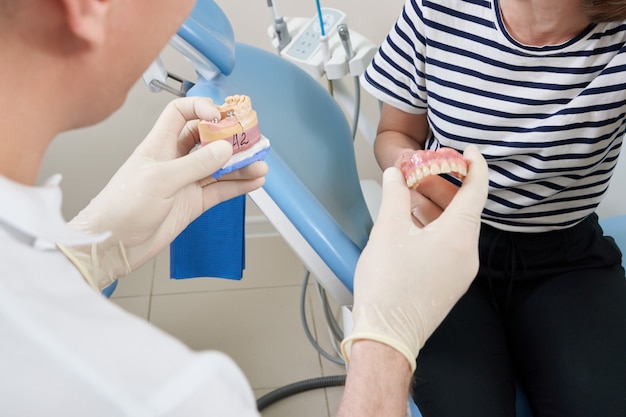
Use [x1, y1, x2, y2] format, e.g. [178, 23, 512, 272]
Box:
[212, 145, 271, 179]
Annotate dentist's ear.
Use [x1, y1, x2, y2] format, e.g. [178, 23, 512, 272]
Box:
[60, 0, 111, 46]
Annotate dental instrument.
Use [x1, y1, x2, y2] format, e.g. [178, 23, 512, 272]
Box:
[267, 0, 291, 51]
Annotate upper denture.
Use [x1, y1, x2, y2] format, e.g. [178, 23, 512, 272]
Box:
[399, 148, 468, 188]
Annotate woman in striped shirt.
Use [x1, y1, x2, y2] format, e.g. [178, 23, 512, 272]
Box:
[363, 0, 626, 415]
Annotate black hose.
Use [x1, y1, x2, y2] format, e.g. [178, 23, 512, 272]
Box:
[256, 374, 347, 412]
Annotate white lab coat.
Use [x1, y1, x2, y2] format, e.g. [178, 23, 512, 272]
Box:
[0, 175, 260, 417]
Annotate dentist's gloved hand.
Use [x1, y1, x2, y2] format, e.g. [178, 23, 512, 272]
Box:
[341, 145, 488, 372]
[57, 97, 267, 290]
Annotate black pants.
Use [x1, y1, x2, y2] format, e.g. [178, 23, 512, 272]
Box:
[413, 214, 626, 417]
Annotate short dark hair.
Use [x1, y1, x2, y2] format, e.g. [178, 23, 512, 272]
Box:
[582, 0, 626, 22]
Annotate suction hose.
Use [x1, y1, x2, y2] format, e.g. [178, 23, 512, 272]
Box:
[256, 374, 347, 411]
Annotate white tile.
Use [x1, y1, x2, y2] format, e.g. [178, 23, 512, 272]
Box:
[109, 296, 151, 321]
[109, 258, 155, 298]
[148, 286, 324, 390]
[152, 235, 307, 295]
[255, 385, 345, 417]
[143, 232, 350, 416]
[325, 385, 345, 416]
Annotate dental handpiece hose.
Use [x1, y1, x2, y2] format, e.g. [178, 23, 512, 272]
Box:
[337, 23, 360, 140]
[337, 23, 355, 60]
[267, 0, 291, 51]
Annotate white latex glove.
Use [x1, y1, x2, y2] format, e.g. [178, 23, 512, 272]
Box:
[58, 97, 267, 290]
[341, 145, 488, 372]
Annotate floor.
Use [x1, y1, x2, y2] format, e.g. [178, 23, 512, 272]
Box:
[109, 209, 347, 417]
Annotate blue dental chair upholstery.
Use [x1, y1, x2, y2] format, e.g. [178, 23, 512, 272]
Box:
[208, 43, 373, 305]
[163, 0, 372, 301]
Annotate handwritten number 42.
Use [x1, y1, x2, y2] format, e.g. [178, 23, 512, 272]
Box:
[232, 132, 249, 149]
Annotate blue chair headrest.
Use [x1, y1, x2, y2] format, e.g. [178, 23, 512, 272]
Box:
[176, 0, 236, 76]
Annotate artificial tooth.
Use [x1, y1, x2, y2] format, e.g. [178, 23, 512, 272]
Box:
[440, 160, 451, 174]
[429, 163, 441, 175]
[406, 168, 424, 188]
[458, 164, 468, 177]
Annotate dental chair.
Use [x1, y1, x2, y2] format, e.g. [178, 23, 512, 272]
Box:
[152, 0, 372, 305]
[143, 1, 626, 416]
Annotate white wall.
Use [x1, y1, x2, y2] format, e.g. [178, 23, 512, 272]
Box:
[597, 157, 626, 219]
[38, 0, 625, 220]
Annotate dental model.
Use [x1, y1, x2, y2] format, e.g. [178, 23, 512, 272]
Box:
[399, 147, 468, 189]
[198, 95, 270, 178]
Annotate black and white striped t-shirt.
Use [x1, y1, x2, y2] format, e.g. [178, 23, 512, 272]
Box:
[363, 0, 626, 232]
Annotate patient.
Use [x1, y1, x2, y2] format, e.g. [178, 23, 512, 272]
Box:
[362, 0, 626, 415]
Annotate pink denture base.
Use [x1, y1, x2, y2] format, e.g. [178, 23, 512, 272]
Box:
[399, 147, 468, 188]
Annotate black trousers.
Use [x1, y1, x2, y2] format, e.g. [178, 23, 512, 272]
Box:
[413, 214, 626, 417]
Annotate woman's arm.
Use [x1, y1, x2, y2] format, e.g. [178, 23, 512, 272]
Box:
[374, 103, 430, 171]
[375, 103, 459, 226]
